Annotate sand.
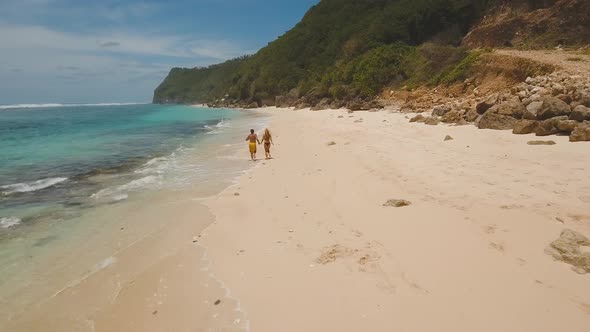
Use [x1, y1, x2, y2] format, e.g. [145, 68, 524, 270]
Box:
[6, 106, 590, 331]
[201, 107, 590, 331]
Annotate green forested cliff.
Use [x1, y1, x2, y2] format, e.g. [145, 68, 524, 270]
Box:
[154, 0, 584, 106]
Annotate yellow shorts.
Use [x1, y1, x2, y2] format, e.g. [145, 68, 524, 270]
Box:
[249, 142, 257, 153]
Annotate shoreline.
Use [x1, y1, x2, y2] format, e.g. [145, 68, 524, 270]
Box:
[1, 108, 270, 331]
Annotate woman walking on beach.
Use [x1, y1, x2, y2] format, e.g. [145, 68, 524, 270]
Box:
[262, 128, 274, 159]
[246, 129, 261, 161]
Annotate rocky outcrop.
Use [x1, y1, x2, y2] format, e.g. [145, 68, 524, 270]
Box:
[424, 117, 440, 126]
[476, 95, 498, 114]
[441, 109, 465, 123]
[556, 120, 579, 134]
[535, 116, 568, 136]
[488, 98, 525, 119]
[570, 105, 590, 122]
[536, 96, 571, 120]
[275, 95, 298, 108]
[512, 119, 539, 135]
[545, 229, 590, 274]
[523, 101, 543, 120]
[463, 0, 590, 49]
[465, 109, 479, 122]
[477, 112, 517, 130]
[311, 98, 333, 111]
[410, 114, 427, 123]
[570, 122, 590, 142]
[432, 104, 451, 117]
[383, 199, 411, 207]
[528, 140, 556, 145]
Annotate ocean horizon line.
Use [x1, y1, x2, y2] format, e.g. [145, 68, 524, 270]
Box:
[0, 102, 150, 110]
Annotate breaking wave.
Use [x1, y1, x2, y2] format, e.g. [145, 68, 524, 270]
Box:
[1, 177, 68, 195]
[0, 103, 146, 110]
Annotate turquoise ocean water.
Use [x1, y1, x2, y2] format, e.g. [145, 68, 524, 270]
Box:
[0, 103, 242, 227]
[0, 103, 267, 326]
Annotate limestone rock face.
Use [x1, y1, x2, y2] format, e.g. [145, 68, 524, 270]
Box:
[477, 112, 517, 130]
[512, 119, 539, 135]
[570, 122, 590, 142]
[570, 105, 590, 122]
[545, 229, 590, 274]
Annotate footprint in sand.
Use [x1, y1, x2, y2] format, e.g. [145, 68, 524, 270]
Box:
[579, 303, 590, 316]
[316, 244, 381, 273]
[489, 242, 505, 253]
[569, 214, 590, 222]
[579, 195, 590, 203]
[401, 273, 429, 294]
[500, 204, 525, 210]
[484, 225, 497, 234]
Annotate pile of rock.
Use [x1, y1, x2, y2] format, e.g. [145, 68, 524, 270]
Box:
[410, 72, 590, 142]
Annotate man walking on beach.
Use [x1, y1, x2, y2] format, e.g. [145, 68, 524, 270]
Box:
[246, 129, 261, 161]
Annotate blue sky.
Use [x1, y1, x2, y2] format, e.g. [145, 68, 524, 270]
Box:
[0, 0, 319, 104]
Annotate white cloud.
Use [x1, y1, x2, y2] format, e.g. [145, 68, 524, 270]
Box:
[0, 1, 254, 103]
[0, 23, 247, 60]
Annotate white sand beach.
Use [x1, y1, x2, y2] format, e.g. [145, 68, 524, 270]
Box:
[6, 107, 590, 331]
[201, 107, 590, 331]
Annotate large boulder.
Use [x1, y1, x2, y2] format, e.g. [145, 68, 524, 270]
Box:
[432, 104, 451, 117]
[512, 120, 539, 135]
[570, 105, 590, 122]
[535, 116, 568, 136]
[475, 94, 498, 114]
[577, 94, 590, 108]
[464, 108, 479, 122]
[409, 114, 426, 123]
[488, 98, 526, 119]
[523, 101, 543, 120]
[441, 109, 465, 123]
[556, 120, 579, 134]
[275, 95, 298, 108]
[545, 229, 590, 274]
[477, 112, 517, 130]
[347, 99, 371, 111]
[424, 117, 440, 126]
[570, 122, 590, 142]
[311, 98, 332, 111]
[536, 96, 572, 120]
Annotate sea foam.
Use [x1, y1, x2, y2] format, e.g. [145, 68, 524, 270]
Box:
[1, 177, 68, 194]
[0, 103, 146, 110]
[0, 217, 21, 229]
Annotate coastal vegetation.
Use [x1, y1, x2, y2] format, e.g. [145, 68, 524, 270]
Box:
[154, 0, 589, 106]
[154, 0, 495, 104]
